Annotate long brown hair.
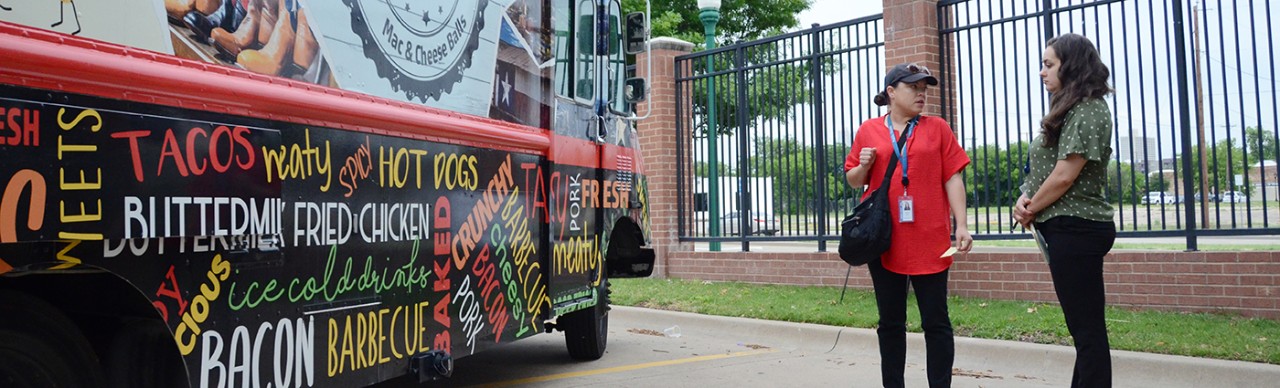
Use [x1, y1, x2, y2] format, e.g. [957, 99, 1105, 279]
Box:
[1041, 33, 1112, 148]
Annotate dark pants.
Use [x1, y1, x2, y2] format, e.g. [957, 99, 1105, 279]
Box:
[1037, 216, 1116, 388]
[868, 259, 953, 388]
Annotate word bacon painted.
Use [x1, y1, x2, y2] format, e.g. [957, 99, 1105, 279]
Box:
[199, 317, 316, 388]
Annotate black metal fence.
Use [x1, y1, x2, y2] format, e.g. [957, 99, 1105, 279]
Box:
[942, 0, 1280, 248]
[675, 15, 885, 250]
[675, 0, 1280, 250]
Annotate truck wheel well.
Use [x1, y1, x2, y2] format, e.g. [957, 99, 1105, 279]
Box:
[0, 272, 188, 387]
[606, 218, 653, 278]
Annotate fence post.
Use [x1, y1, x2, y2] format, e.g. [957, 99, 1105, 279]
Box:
[1171, 0, 1200, 250]
[1042, 0, 1055, 40]
[810, 24, 829, 251]
[735, 46, 752, 251]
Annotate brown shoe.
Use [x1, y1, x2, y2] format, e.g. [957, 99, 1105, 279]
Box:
[194, 0, 222, 16]
[165, 0, 193, 23]
[291, 8, 319, 72]
[256, 0, 279, 45]
[237, 0, 294, 75]
[211, 5, 260, 57]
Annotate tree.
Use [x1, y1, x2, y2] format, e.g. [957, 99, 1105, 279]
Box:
[694, 161, 736, 177]
[749, 138, 812, 214]
[1180, 138, 1246, 194]
[963, 142, 1027, 207]
[1244, 126, 1278, 167]
[1106, 161, 1150, 205]
[622, 0, 812, 47]
[624, 0, 838, 138]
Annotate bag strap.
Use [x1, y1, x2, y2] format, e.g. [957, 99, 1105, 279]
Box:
[874, 127, 911, 193]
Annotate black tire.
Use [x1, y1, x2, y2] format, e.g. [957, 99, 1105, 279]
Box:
[0, 330, 81, 388]
[562, 280, 610, 360]
[0, 289, 106, 388]
[105, 319, 189, 388]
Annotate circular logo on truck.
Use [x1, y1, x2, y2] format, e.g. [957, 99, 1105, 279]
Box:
[344, 0, 486, 102]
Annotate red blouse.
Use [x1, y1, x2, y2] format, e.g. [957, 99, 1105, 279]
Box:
[844, 115, 970, 275]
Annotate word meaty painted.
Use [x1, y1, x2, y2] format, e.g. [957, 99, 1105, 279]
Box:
[263, 128, 332, 191]
[552, 235, 600, 277]
[200, 317, 316, 388]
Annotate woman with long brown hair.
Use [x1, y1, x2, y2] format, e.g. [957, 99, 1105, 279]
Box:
[1013, 33, 1116, 387]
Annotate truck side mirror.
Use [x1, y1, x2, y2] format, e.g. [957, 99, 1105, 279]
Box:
[624, 12, 647, 54]
[623, 77, 647, 104]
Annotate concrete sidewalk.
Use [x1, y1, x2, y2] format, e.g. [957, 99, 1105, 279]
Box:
[614, 305, 1280, 387]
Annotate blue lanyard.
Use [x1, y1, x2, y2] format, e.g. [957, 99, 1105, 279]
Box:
[885, 115, 919, 188]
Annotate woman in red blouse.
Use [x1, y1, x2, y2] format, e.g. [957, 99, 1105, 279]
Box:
[844, 63, 972, 388]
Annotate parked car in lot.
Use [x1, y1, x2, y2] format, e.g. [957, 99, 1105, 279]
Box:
[1219, 191, 1248, 203]
[1143, 192, 1176, 204]
[721, 211, 781, 236]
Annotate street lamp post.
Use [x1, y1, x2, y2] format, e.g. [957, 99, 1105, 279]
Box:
[699, 0, 721, 251]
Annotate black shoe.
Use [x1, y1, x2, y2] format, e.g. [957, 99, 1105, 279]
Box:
[183, 2, 243, 43]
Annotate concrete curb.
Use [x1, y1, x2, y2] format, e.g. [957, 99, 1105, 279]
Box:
[612, 306, 1280, 387]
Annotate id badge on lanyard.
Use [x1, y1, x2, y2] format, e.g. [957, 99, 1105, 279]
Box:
[887, 115, 918, 224]
[898, 194, 914, 223]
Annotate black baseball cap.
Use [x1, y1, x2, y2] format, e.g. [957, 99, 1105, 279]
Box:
[874, 63, 939, 106]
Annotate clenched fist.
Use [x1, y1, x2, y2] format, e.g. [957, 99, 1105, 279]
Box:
[858, 147, 876, 166]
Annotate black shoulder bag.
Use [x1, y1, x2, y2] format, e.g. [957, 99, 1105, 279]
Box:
[838, 124, 911, 266]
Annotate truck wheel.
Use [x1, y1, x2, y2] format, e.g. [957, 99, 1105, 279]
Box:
[562, 280, 610, 360]
[0, 290, 106, 388]
[104, 319, 188, 388]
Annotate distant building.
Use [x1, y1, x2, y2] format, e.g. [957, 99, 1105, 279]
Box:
[1117, 136, 1160, 173]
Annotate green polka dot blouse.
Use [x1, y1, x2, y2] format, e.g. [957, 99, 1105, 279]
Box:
[1021, 98, 1115, 223]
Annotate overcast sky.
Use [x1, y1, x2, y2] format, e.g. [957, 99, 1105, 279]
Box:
[796, 0, 882, 29]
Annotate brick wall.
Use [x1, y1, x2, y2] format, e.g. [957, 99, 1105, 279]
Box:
[664, 251, 1280, 319]
[634, 1, 1280, 319]
[884, 0, 943, 117]
[637, 38, 695, 276]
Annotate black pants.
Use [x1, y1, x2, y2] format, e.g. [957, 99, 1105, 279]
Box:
[868, 259, 953, 388]
[1037, 216, 1116, 388]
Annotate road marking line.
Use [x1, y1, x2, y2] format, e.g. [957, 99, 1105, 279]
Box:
[477, 349, 776, 387]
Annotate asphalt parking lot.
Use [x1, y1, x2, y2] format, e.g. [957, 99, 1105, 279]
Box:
[376, 306, 1280, 387]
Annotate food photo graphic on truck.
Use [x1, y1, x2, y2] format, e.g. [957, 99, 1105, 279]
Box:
[0, 0, 656, 386]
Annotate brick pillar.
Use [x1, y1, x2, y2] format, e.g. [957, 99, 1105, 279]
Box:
[883, 0, 944, 117]
[637, 37, 695, 278]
